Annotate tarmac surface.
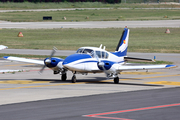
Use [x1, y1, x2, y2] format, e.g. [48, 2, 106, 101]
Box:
[0, 50, 180, 120]
[1, 20, 180, 29]
[0, 18, 180, 119]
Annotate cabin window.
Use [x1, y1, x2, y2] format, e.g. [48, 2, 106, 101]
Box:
[102, 52, 105, 58]
[96, 51, 101, 58]
[95, 51, 109, 59]
[105, 52, 109, 59]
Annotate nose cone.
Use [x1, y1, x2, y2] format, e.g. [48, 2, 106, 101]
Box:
[62, 54, 91, 70]
[45, 59, 51, 64]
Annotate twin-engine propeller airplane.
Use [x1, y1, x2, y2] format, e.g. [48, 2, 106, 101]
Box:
[3, 28, 177, 83]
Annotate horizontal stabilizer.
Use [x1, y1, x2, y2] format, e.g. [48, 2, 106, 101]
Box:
[3, 56, 44, 65]
[124, 57, 155, 62]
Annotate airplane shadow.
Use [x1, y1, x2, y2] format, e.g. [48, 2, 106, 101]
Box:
[0, 77, 163, 87]
[28, 77, 163, 87]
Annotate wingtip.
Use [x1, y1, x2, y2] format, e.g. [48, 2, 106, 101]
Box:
[165, 65, 178, 68]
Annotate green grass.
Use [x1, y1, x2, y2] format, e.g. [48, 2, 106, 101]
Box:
[1, 9, 180, 22]
[0, 54, 66, 59]
[128, 60, 173, 64]
[0, 28, 180, 53]
[0, 2, 180, 10]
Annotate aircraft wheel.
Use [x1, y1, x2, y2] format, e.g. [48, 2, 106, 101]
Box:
[114, 77, 119, 84]
[61, 73, 67, 81]
[71, 75, 76, 83]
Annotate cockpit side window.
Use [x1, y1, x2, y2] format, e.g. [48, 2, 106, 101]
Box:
[82, 49, 94, 57]
[77, 48, 94, 57]
[76, 48, 84, 53]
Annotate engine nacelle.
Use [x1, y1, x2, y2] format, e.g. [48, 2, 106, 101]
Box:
[44, 57, 64, 69]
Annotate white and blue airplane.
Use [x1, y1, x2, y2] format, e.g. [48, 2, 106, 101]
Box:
[3, 28, 177, 83]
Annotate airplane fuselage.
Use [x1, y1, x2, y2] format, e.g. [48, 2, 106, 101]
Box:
[62, 47, 124, 73]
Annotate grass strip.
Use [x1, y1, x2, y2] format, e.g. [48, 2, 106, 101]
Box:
[0, 2, 180, 10]
[1, 9, 180, 22]
[0, 54, 173, 64]
[0, 28, 180, 53]
[0, 54, 66, 59]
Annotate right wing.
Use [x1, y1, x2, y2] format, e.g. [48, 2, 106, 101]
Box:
[117, 64, 177, 71]
[3, 56, 44, 65]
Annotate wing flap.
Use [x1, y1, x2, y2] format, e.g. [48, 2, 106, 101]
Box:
[3, 56, 44, 65]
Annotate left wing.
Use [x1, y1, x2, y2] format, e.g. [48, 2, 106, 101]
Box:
[117, 64, 177, 71]
[3, 56, 44, 65]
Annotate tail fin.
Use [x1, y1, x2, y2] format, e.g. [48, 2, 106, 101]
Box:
[113, 28, 130, 57]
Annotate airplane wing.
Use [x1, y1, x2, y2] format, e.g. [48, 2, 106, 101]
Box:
[124, 57, 155, 62]
[117, 64, 177, 71]
[3, 56, 44, 65]
[0, 45, 8, 50]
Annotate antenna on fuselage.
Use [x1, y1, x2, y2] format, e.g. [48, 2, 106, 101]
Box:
[103, 46, 106, 50]
[99, 44, 102, 49]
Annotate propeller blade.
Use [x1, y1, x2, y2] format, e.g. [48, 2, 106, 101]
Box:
[49, 47, 57, 59]
[39, 65, 46, 74]
[39, 47, 57, 73]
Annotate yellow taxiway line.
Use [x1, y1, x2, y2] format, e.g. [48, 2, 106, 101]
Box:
[0, 74, 180, 91]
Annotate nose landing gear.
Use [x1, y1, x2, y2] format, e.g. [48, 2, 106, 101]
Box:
[71, 75, 76, 83]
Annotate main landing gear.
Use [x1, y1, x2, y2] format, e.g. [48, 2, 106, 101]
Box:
[114, 77, 119, 84]
[61, 72, 76, 83]
[61, 73, 119, 84]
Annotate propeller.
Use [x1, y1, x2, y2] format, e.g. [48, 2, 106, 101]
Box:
[94, 51, 109, 78]
[39, 47, 57, 74]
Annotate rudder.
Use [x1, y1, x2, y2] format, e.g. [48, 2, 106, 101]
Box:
[114, 28, 130, 57]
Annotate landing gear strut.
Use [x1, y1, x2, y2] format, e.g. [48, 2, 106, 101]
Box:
[71, 75, 76, 83]
[61, 73, 67, 81]
[114, 77, 119, 84]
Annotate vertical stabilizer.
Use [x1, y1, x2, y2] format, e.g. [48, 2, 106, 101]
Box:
[114, 28, 130, 57]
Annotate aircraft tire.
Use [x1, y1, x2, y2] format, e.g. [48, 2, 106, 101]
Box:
[71, 75, 76, 83]
[61, 73, 67, 81]
[114, 77, 119, 84]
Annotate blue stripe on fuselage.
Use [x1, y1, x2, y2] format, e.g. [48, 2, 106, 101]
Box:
[62, 54, 92, 65]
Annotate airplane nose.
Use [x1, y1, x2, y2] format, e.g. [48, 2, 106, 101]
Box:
[62, 53, 92, 70]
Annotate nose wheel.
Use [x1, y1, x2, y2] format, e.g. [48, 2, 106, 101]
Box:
[114, 77, 119, 84]
[71, 75, 76, 83]
[61, 73, 67, 81]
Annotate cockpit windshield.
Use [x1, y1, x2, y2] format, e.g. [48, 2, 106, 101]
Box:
[76, 48, 109, 59]
[76, 48, 94, 57]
